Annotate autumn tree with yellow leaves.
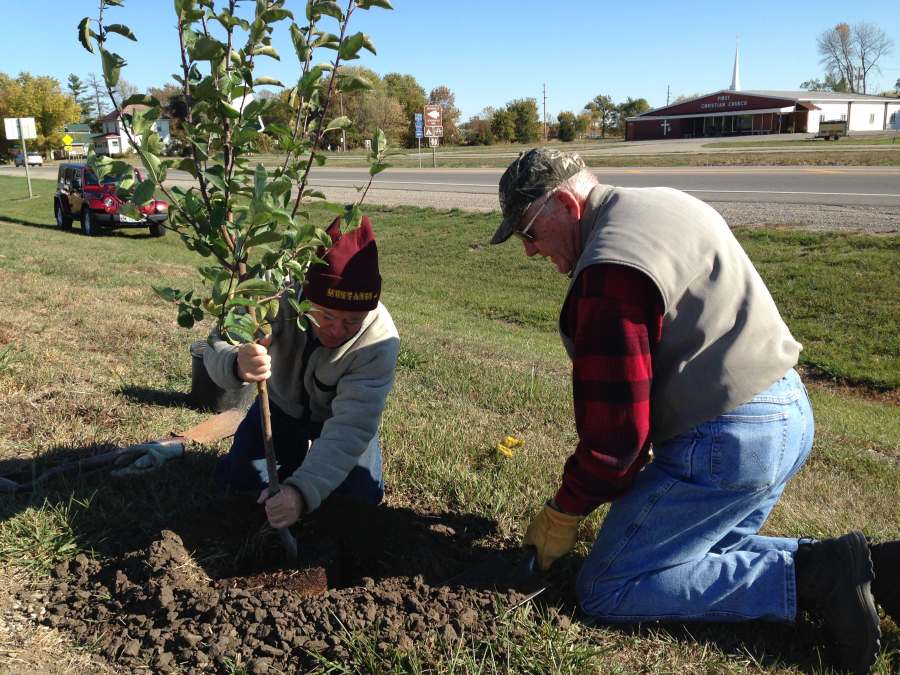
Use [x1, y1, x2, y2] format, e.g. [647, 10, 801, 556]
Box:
[0, 72, 81, 156]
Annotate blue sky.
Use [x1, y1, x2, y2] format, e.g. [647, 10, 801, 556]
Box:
[2, 1, 898, 120]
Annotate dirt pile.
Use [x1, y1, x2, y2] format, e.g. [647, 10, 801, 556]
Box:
[21, 497, 563, 673]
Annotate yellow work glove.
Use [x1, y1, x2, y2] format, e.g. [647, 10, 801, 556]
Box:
[523, 502, 583, 571]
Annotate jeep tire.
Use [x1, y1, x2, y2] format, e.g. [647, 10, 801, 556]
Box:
[54, 200, 73, 229]
[81, 208, 97, 236]
[149, 221, 166, 238]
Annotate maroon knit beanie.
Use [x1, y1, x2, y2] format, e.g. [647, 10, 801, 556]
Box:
[304, 216, 381, 311]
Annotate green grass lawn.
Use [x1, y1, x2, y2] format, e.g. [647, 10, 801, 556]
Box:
[705, 135, 900, 149]
[0, 175, 897, 672]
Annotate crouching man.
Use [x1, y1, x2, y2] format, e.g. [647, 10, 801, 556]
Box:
[491, 148, 897, 674]
[204, 216, 399, 528]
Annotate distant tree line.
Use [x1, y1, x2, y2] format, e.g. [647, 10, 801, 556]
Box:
[462, 94, 650, 145]
[239, 67, 461, 150]
[9, 66, 462, 156]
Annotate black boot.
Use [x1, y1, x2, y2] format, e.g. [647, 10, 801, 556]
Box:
[868, 539, 900, 625]
[795, 531, 880, 674]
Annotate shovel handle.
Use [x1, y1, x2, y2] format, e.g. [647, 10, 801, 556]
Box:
[257, 379, 299, 561]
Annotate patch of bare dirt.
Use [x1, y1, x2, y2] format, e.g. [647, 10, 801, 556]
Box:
[18, 496, 566, 673]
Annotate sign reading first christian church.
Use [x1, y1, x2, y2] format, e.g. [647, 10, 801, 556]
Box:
[647, 91, 798, 118]
[699, 94, 750, 111]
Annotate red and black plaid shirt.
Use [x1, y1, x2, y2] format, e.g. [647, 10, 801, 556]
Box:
[554, 264, 664, 516]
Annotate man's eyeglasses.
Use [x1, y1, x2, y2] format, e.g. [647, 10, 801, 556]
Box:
[513, 191, 554, 242]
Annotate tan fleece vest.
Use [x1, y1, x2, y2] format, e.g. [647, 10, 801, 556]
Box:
[560, 184, 801, 443]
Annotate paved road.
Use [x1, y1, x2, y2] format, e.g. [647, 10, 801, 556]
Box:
[5, 164, 900, 208]
[302, 166, 900, 208]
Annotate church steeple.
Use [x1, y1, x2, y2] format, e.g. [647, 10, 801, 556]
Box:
[730, 41, 741, 91]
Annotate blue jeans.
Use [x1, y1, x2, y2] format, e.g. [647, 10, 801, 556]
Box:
[216, 398, 385, 505]
[576, 369, 814, 623]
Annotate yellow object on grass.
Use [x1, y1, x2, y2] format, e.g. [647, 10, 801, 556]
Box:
[496, 435, 523, 458]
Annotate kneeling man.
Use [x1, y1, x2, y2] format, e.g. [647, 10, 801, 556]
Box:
[205, 216, 399, 528]
[491, 148, 896, 674]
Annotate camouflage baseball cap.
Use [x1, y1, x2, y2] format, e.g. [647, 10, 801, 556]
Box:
[491, 148, 587, 244]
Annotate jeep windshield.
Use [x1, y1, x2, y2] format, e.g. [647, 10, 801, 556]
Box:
[84, 168, 141, 186]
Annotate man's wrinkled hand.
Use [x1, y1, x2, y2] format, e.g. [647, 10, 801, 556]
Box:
[523, 502, 583, 571]
[236, 336, 272, 382]
[257, 484, 304, 528]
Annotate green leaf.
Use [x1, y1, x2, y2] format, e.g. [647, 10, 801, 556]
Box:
[339, 33, 365, 60]
[253, 76, 284, 87]
[286, 262, 309, 282]
[336, 73, 373, 93]
[132, 179, 156, 205]
[355, 0, 393, 8]
[289, 23, 310, 62]
[261, 8, 293, 22]
[105, 24, 137, 41]
[202, 169, 227, 192]
[175, 157, 199, 177]
[109, 160, 133, 177]
[153, 285, 181, 302]
[189, 35, 224, 60]
[254, 163, 267, 202]
[341, 204, 362, 233]
[177, 310, 195, 329]
[314, 1, 344, 20]
[141, 151, 164, 182]
[369, 161, 389, 176]
[143, 131, 164, 156]
[173, 0, 191, 19]
[234, 279, 278, 296]
[247, 230, 283, 246]
[360, 34, 376, 55]
[252, 45, 280, 60]
[312, 32, 341, 50]
[325, 116, 352, 132]
[122, 94, 161, 108]
[225, 296, 261, 308]
[198, 266, 228, 282]
[266, 299, 280, 321]
[78, 18, 94, 53]
[100, 49, 126, 87]
[297, 65, 326, 96]
[119, 204, 141, 221]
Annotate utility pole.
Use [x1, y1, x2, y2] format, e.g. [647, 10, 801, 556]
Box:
[542, 83, 547, 143]
[666, 85, 670, 106]
[17, 119, 34, 199]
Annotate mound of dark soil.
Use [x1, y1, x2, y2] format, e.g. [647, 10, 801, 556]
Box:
[21, 496, 568, 673]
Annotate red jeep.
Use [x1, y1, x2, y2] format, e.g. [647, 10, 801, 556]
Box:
[54, 162, 168, 237]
